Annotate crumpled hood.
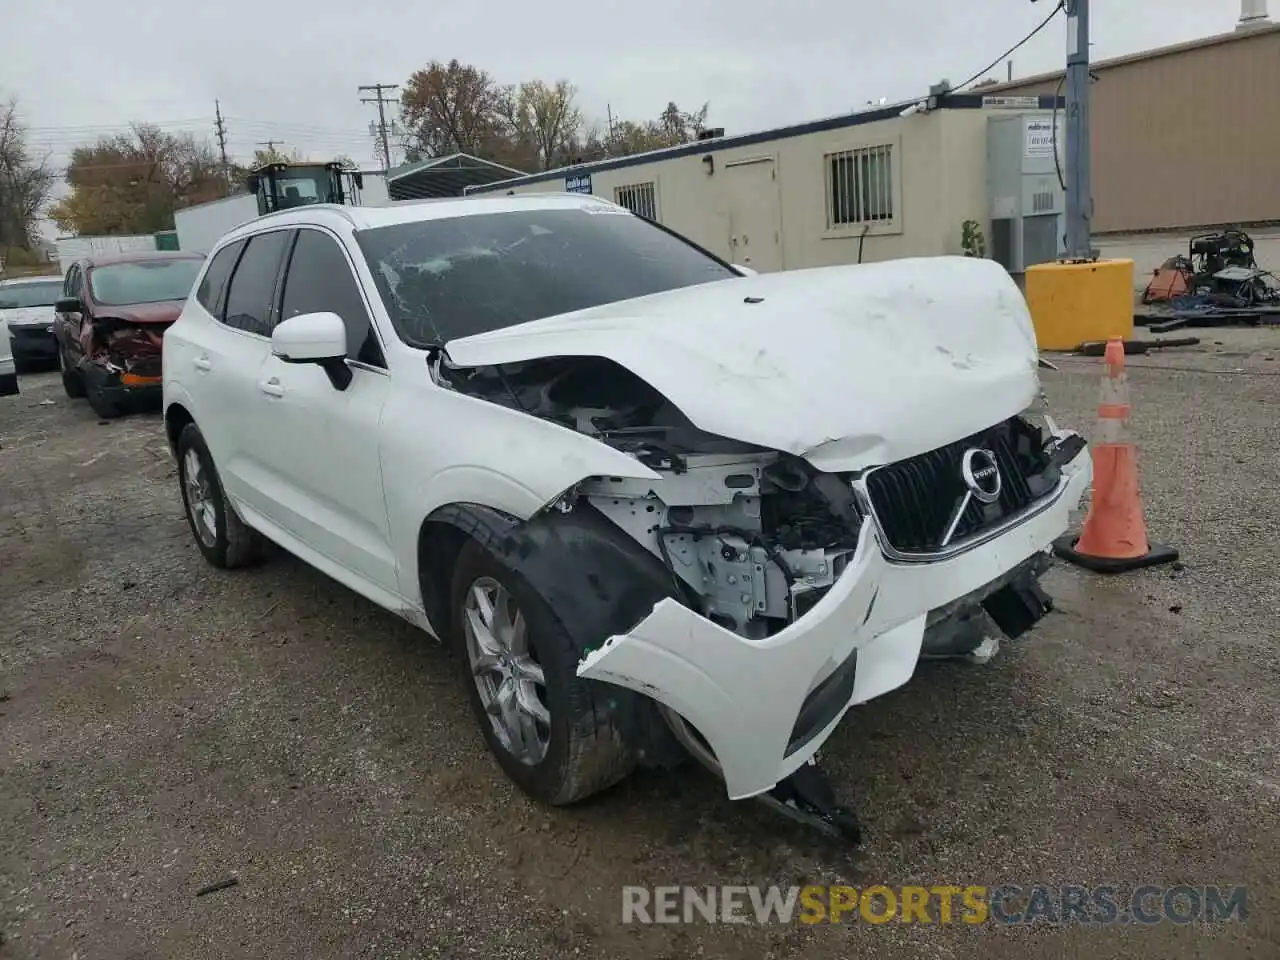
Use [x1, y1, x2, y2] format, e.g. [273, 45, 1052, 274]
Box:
[444, 256, 1043, 471]
[96, 300, 185, 325]
[0, 306, 54, 329]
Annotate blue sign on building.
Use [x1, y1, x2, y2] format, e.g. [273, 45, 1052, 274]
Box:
[565, 173, 593, 194]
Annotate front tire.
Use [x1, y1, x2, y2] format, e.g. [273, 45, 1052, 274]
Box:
[450, 540, 638, 805]
[176, 423, 264, 569]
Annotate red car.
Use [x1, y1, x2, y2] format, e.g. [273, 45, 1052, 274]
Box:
[53, 250, 206, 418]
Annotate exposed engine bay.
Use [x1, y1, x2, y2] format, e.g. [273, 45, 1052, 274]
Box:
[431, 352, 1071, 641]
[78, 317, 166, 378]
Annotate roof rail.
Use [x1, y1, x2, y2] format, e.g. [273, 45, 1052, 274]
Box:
[251, 202, 360, 227]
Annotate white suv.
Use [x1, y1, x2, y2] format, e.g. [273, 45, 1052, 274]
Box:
[162, 194, 1091, 836]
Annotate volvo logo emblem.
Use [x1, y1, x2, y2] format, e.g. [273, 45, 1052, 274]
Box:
[939, 448, 1003, 548]
[961, 448, 1002, 504]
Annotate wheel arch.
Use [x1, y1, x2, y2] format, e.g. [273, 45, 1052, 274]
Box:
[415, 500, 679, 656]
[164, 401, 196, 457]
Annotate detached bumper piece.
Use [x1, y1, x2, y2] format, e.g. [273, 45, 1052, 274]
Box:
[757, 756, 862, 845]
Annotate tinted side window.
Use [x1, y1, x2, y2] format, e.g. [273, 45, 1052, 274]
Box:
[222, 231, 292, 337]
[63, 265, 80, 298]
[196, 240, 245, 317]
[280, 229, 384, 367]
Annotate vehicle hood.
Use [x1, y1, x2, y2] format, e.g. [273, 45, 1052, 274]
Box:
[443, 256, 1044, 472]
[0, 306, 54, 328]
[94, 301, 185, 325]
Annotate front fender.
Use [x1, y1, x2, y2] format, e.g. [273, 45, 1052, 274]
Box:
[382, 378, 663, 603]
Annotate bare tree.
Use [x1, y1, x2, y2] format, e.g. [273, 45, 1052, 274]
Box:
[506, 80, 584, 170]
[0, 97, 56, 251]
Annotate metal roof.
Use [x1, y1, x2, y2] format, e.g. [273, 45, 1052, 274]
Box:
[385, 153, 528, 200]
[465, 92, 1066, 194]
[976, 20, 1280, 94]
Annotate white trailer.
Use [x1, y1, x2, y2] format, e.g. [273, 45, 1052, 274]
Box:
[174, 194, 261, 254]
[55, 234, 156, 273]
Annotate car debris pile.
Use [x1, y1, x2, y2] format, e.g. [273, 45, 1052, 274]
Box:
[1139, 229, 1280, 328]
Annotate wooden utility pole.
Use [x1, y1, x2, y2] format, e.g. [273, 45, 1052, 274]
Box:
[214, 101, 230, 175]
[359, 83, 399, 171]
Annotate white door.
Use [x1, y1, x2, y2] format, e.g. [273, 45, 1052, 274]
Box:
[248, 227, 396, 592]
[724, 156, 784, 273]
[193, 229, 296, 514]
[174, 234, 282, 503]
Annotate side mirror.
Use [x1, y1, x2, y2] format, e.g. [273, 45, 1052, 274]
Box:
[246, 173, 260, 193]
[732, 263, 758, 277]
[55, 296, 82, 314]
[271, 312, 352, 390]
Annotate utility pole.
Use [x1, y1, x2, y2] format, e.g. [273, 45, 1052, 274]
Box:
[256, 139, 284, 157]
[359, 83, 399, 171]
[1062, 0, 1093, 259]
[214, 101, 230, 182]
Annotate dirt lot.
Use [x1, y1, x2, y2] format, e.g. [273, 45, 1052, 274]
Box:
[2, 328, 1278, 959]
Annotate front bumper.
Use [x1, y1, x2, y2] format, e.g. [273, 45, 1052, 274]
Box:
[578, 432, 1092, 801]
[84, 361, 164, 407]
[9, 326, 58, 363]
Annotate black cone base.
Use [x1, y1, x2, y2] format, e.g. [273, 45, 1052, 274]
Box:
[1052, 535, 1179, 574]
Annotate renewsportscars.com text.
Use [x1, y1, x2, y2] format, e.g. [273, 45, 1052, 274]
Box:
[621, 884, 1249, 926]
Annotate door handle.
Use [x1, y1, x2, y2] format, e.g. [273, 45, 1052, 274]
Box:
[258, 378, 285, 398]
[193, 357, 212, 372]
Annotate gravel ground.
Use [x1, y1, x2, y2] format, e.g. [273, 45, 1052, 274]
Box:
[1, 327, 1277, 959]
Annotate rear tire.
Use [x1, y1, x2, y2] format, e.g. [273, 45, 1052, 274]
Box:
[59, 342, 85, 398]
[450, 539, 637, 805]
[176, 422, 264, 569]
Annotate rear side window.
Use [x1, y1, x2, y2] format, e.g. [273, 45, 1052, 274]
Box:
[279, 229, 384, 367]
[222, 231, 292, 337]
[196, 240, 246, 317]
[63, 265, 81, 298]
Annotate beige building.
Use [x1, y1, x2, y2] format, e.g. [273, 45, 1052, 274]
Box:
[467, 97, 1065, 274]
[976, 9, 1280, 284]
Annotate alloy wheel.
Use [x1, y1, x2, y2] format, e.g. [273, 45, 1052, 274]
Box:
[183, 448, 218, 548]
[463, 576, 550, 765]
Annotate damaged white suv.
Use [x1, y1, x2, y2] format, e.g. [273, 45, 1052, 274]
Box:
[162, 193, 1092, 839]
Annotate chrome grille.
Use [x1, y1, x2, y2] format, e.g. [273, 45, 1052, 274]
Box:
[864, 417, 1056, 555]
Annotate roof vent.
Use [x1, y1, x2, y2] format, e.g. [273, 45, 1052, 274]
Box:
[1237, 0, 1270, 28]
[696, 127, 725, 141]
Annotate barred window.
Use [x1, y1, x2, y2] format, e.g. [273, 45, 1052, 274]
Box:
[613, 182, 659, 221]
[825, 144, 894, 228]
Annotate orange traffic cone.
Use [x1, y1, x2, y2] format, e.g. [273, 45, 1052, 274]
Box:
[1053, 337, 1178, 573]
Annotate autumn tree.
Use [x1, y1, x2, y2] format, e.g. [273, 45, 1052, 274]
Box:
[400, 60, 512, 162]
[0, 97, 56, 253]
[595, 102, 710, 159]
[50, 124, 232, 235]
[398, 58, 711, 171]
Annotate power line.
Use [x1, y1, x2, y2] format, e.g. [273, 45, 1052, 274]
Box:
[358, 83, 398, 172]
[944, 0, 1065, 93]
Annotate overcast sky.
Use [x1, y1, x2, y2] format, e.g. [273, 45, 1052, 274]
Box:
[1, 0, 1254, 188]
